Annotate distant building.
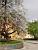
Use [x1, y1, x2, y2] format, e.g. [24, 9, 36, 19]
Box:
[25, 34, 34, 38]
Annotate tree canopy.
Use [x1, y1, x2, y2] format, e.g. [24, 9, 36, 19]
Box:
[27, 21, 38, 39]
[0, 0, 27, 39]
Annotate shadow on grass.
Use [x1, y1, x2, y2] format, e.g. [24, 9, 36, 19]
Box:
[0, 39, 22, 45]
[23, 38, 38, 40]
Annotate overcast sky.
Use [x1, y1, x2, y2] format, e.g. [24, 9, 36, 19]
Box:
[23, 0, 38, 22]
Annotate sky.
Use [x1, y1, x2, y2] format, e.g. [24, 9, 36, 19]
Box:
[23, 0, 38, 22]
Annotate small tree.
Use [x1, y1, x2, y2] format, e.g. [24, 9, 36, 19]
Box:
[27, 21, 38, 39]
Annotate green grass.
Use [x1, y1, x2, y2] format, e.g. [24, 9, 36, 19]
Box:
[0, 40, 21, 46]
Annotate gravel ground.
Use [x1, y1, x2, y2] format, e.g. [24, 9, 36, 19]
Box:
[0, 40, 38, 50]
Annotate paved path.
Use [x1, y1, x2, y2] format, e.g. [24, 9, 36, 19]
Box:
[22, 40, 38, 50]
[0, 40, 38, 50]
[14, 40, 38, 50]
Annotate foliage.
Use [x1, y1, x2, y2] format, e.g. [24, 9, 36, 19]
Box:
[27, 21, 38, 39]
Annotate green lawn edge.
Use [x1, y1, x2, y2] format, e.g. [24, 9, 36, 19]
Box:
[0, 40, 22, 46]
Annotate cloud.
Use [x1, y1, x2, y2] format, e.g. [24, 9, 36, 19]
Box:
[23, 0, 38, 21]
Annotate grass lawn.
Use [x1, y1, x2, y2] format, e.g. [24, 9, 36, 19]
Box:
[0, 40, 22, 46]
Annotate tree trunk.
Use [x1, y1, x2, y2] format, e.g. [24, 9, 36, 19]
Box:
[34, 36, 38, 40]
